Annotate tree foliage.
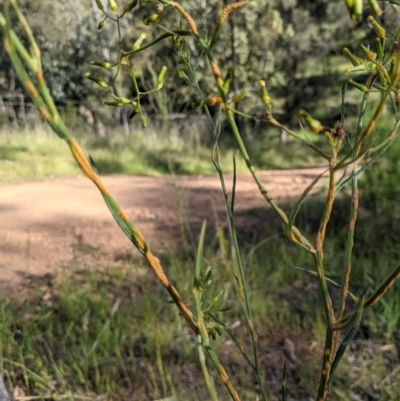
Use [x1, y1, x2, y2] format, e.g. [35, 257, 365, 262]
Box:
[1, 0, 399, 131]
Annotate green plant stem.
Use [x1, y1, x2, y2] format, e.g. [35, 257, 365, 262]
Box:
[365, 264, 400, 307]
[338, 179, 358, 319]
[212, 142, 267, 401]
[315, 329, 338, 401]
[121, 29, 192, 58]
[224, 107, 313, 251]
[196, 333, 219, 401]
[194, 222, 238, 401]
[314, 160, 336, 325]
[266, 115, 331, 160]
[182, 33, 268, 398]
[314, 155, 337, 401]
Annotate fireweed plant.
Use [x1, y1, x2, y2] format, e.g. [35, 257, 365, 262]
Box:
[1, 0, 400, 400]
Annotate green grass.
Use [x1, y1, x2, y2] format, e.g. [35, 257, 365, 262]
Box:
[0, 123, 325, 183]
[1, 210, 399, 400]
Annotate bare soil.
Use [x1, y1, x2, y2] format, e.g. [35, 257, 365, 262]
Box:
[0, 167, 327, 297]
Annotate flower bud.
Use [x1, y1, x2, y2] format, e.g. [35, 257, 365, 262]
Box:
[156, 66, 167, 90]
[85, 73, 108, 88]
[367, 0, 382, 17]
[132, 33, 146, 51]
[258, 80, 270, 106]
[360, 44, 376, 62]
[98, 19, 106, 30]
[222, 67, 233, 95]
[90, 60, 112, 69]
[123, 0, 138, 13]
[95, 0, 104, 10]
[108, 0, 118, 13]
[343, 48, 362, 67]
[140, 115, 147, 128]
[351, 0, 363, 23]
[299, 110, 323, 133]
[145, 14, 160, 25]
[367, 16, 385, 39]
[232, 91, 247, 103]
[129, 106, 140, 119]
[348, 79, 369, 93]
[205, 97, 222, 106]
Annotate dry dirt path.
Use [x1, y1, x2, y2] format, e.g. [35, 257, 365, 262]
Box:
[0, 167, 327, 296]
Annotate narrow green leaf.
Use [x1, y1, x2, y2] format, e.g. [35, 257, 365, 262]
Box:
[331, 291, 367, 331]
[281, 359, 287, 401]
[231, 149, 237, 215]
[195, 221, 207, 283]
[365, 263, 400, 307]
[329, 319, 361, 382]
[87, 151, 99, 174]
[293, 266, 359, 302]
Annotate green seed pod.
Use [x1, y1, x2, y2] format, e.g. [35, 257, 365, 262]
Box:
[391, 52, 400, 87]
[344, 0, 363, 23]
[348, 79, 369, 93]
[367, 16, 385, 39]
[129, 106, 140, 119]
[352, 0, 363, 22]
[343, 48, 362, 67]
[345, 65, 369, 74]
[145, 14, 160, 25]
[232, 91, 247, 103]
[156, 66, 167, 90]
[98, 19, 106, 30]
[132, 33, 146, 51]
[299, 110, 323, 133]
[367, 0, 382, 16]
[258, 80, 270, 106]
[123, 0, 138, 13]
[222, 67, 233, 95]
[95, 0, 104, 10]
[90, 60, 112, 69]
[105, 101, 123, 107]
[360, 44, 376, 62]
[118, 97, 133, 105]
[108, 0, 118, 12]
[140, 115, 147, 128]
[85, 73, 108, 88]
